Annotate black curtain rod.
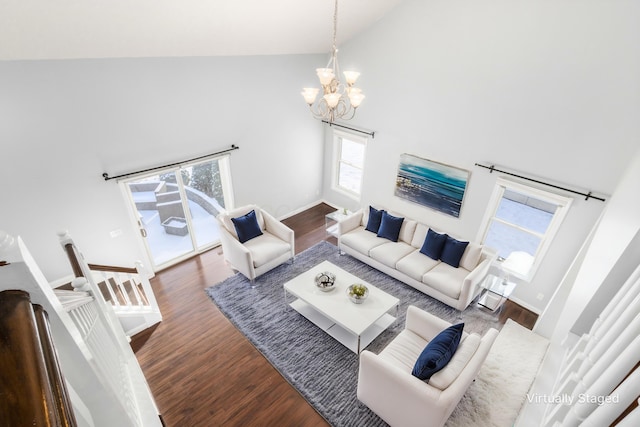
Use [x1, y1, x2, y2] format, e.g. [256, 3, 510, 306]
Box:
[102, 144, 240, 181]
[322, 120, 375, 138]
[475, 163, 606, 202]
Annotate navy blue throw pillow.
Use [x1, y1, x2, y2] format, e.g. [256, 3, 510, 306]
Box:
[377, 211, 404, 242]
[420, 229, 447, 260]
[440, 235, 469, 268]
[231, 210, 263, 243]
[412, 323, 464, 381]
[365, 206, 385, 233]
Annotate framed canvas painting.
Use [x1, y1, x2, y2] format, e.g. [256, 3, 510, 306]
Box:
[395, 154, 469, 218]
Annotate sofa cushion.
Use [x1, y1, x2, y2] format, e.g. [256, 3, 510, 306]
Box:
[396, 251, 440, 282]
[243, 233, 291, 268]
[440, 235, 469, 268]
[377, 211, 404, 242]
[420, 229, 447, 260]
[365, 206, 384, 233]
[410, 223, 429, 248]
[423, 263, 471, 299]
[429, 333, 481, 390]
[231, 209, 264, 243]
[411, 323, 464, 381]
[341, 227, 387, 255]
[460, 242, 483, 271]
[370, 242, 417, 269]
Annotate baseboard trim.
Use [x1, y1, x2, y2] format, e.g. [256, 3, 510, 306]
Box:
[509, 295, 542, 315]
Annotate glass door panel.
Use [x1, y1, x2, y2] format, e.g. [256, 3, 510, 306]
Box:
[127, 172, 195, 267]
[181, 158, 228, 249]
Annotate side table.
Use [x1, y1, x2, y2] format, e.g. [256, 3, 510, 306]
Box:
[477, 274, 517, 312]
[325, 210, 351, 239]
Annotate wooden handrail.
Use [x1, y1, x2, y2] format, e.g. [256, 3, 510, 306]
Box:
[63, 241, 137, 276]
[87, 263, 138, 274]
[0, 290, 77, 426]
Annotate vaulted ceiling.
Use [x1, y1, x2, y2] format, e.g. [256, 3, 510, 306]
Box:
[0, 0, 405, 60]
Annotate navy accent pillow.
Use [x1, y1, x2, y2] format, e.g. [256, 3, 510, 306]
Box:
[440, 236, 469, 268]
[231, 210, 263, 243]
[377, 211, 404, 242]
[420, 229, 447, 260]
[412, 323, 465, 381]
[365, 206, 385, 233]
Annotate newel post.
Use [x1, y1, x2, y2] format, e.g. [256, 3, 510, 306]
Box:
[57, 231, 83, 278]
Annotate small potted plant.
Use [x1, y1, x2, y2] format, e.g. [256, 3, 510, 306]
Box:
[347, 284, 369, 304]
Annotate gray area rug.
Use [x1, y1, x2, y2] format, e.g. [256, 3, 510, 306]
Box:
[206, 241, 501, 426]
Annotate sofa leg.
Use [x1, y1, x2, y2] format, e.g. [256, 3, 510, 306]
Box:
[250, 279, 257, 289]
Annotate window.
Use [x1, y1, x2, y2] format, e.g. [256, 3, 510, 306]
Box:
[332, 130, 367, 198]
[479, 177, 572, 282]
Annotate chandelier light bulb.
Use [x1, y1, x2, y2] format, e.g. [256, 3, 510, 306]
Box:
[301, 88, 320, 105]
[316, 68, 335, 86]
[324, 93, 342, 108]
[348, 91, 365, 108]
[343, 71, 360, 86]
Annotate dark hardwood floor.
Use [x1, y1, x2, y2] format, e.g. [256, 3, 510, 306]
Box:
[132, 202, 537, 426]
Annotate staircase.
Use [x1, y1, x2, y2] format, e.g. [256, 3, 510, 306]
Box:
[58, 231, 162, 337]
[0, 232, 164, 427]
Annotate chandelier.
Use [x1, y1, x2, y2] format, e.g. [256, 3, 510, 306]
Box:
[301, 0, 365, 123]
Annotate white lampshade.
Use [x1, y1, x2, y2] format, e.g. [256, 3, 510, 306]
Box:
[301, 88, 320, 105]
[348, 90, 365, 108]
[316, 68, 335, 86]
[343, 70, 360, 85]
[323, 93, 341, 108]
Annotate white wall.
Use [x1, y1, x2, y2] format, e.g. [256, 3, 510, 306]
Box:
[0, 55, 324, 282]
[323, 0, 640, 312]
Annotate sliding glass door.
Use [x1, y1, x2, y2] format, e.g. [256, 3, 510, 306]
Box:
[124, 156, 233, 270]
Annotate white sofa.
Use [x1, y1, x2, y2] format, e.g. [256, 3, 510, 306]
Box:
[338, 208, 496, 310]
[216, 205, 294, 283]
[357, 305, 499, 427]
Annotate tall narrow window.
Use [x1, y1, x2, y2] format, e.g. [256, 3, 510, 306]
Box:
[479, 178, 572, 281]
[333, 130, 367, 199]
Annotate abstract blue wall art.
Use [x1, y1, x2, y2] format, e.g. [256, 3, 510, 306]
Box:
[395, 154, 469, 218]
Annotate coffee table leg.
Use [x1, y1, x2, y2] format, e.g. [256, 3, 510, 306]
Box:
[357, 335, 361, 354]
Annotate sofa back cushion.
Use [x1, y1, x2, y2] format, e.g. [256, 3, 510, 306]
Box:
[397, 219, 417, 244]
[411, 223, 429, 248]
[460, 242, 483, 270]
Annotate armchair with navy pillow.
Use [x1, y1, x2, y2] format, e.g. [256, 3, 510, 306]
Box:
[357, 305, 499, 427]
[216, 205, 294, 284]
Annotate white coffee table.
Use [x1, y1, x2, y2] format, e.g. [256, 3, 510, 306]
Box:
[283, 260, 399, 353]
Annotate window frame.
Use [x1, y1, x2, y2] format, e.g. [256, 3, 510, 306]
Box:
[331, 129, 367, 200]
[478, 177, 572, 282]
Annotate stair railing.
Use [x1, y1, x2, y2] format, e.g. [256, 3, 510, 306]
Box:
[0, 289, 78, 427]
[58, 231, 161, 336]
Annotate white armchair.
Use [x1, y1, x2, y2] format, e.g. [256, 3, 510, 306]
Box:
[357, 305, 499, 427]
[216, 205, 294, 284]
